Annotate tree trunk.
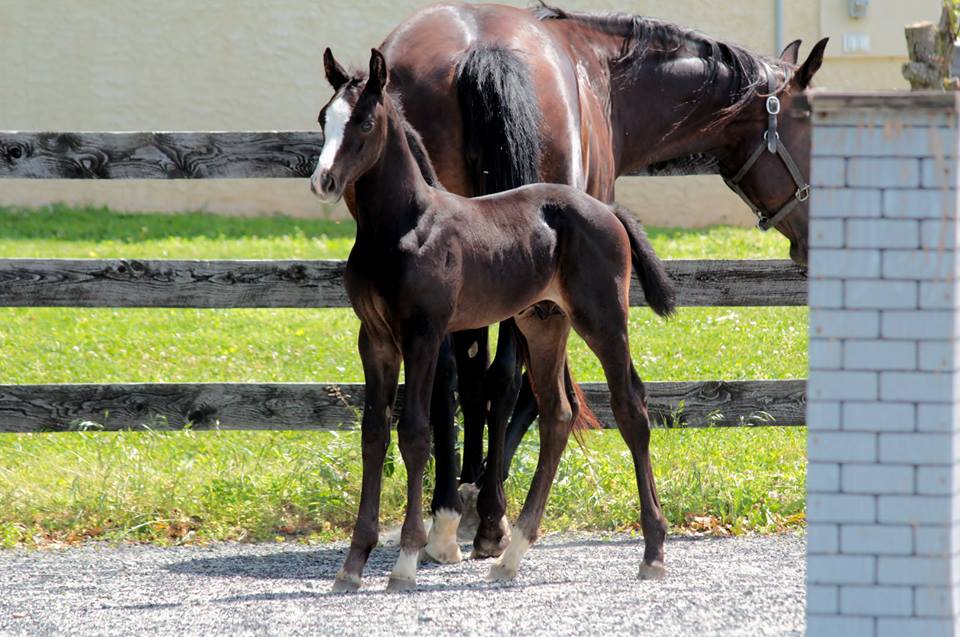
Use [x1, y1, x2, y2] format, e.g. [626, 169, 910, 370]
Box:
[903, 4, 958, 91]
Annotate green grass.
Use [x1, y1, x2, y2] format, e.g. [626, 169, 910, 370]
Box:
[0, 204, 808, 547]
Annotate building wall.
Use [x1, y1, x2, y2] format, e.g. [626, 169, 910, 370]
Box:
[806, 92, 960, 637]
[0, 0, 938, 226]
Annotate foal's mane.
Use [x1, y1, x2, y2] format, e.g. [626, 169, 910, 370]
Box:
[347, 71, 446, 191]
[533, 2, 791, 130]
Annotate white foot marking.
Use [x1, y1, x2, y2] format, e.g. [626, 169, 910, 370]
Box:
[489, 526, 530, 579]
[423, 508, 463, 563]
[390, 549, 419, 584]
[467, 342, 479, 358]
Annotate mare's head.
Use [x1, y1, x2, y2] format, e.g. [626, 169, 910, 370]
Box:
[310, 48, 390, 203]
[716, 38, 828, 267]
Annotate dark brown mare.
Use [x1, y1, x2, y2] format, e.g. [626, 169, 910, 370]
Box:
[312, 48, 675, 590]
[364, 2, 828, 557]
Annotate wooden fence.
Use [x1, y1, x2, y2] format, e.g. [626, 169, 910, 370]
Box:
[0, 131, 808, 432]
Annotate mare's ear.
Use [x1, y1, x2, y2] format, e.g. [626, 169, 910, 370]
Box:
[779, 39, 802, 64]
[367, 48, 388, 95]
[795, 38, 828, 88]
[324, 48, 350, 90]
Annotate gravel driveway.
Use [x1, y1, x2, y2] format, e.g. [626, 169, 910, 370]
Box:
[0, 533, 805, 636]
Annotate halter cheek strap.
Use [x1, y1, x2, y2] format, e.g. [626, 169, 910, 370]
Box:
[723, 73, 810, 232]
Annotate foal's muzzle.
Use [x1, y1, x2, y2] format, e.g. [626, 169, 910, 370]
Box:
[310, 170, 342, 203]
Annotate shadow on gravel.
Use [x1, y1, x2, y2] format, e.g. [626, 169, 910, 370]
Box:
[164, 545, 454, 581]
[529, 535, 724, 551]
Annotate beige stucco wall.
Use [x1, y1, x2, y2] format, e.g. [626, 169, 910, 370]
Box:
[0, 0, 938, 227]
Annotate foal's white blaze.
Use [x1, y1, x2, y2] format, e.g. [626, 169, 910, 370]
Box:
[311, 93, 353, 199]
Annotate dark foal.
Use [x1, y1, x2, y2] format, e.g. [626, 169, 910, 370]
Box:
[372, 4, 829, 542]
[312, 48, 675, 591]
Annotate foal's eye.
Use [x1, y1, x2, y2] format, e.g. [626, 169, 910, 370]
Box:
[360, 120, 374, 132]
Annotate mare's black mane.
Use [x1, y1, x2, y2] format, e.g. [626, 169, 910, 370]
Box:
[533, 2, 791, 128]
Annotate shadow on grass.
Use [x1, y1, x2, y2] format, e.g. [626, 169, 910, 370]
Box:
[0, 204, 357, 242]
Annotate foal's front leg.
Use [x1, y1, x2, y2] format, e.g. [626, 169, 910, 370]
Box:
[333, 325, 400, 592]
[387, 327, 444, 591]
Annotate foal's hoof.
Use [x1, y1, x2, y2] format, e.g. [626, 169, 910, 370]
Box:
[386, 576, 416, 592]
[486, 561, 518, 582]
[332, 570, 362, 592]
[638, 560, 667, 580]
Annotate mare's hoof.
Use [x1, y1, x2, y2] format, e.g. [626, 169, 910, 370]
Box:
[386, 576, 416, 592]
[456, 483, 481, 542]
[638, 560, 667, 580]
[332, 570, 362, 592]
[471, 515, 511, 559]
[421, 541, 463, 564]
[486, 562, 518, 582]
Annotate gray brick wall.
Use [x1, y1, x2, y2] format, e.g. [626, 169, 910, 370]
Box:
[807, 95, 960, 637]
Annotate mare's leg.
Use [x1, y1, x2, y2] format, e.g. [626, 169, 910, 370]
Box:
[423, 336, 464, 564]
[453, 328, 489, 484]
[473, 319, 523, 558]
[388, 326, 444, 591]
[333, 325, 400, 592]
[568, 289, 668, 579]
[488, 312, 574, 581]
[501, 373, 538, 481]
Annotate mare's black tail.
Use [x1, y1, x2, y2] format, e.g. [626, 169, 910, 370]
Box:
[611, 205, 677, 318]
[455, 45, 542, 194]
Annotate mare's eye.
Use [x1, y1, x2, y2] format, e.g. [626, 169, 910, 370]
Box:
[360, 120, 374, 132]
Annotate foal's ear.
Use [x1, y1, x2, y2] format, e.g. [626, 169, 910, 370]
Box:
[367, 48, 389, 94]
[324, 48, 350, 90]
[778, 39, 802, 65]
[794, 38, 828, 88]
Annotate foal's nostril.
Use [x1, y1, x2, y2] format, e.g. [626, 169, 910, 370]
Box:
[322, 173, 337, 194]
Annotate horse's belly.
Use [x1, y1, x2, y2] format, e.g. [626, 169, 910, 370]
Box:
[448, 273, 559, 332]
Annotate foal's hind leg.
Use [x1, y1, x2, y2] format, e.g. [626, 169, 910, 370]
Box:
[569, 305, 668, 579]
[488, 311, 575, 581]
[423, 336, 464, 564]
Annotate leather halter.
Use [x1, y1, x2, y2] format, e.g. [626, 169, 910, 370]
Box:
[723, 73, 810, 232]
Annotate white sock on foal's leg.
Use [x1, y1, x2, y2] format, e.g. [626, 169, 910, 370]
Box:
[486, 525, 531, 581]
[387, 549, 420, 591]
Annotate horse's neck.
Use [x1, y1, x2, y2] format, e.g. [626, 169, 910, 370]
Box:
[353, 107, 431, 241]
[610, 58, 762, 174]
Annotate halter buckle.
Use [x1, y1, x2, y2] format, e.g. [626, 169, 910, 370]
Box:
[766, 95, 781, 115]
[796, 185, 810, 202]
[764, 130, 780, 154]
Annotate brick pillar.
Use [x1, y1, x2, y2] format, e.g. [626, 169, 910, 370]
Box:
[806, 93, 960, 636]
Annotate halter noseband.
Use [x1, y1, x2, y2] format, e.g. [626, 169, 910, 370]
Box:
[723, 73, 810, 232]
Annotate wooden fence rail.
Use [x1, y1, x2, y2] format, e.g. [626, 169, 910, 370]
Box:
[0, 380, 806, 433]
[0, 131, 721, 179]
[0, 259, 806, 308]
[0, 129, 805, 432]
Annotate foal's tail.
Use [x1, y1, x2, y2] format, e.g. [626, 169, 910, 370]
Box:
[455, 45, 542, 195]
[611, 205, 677, 318]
